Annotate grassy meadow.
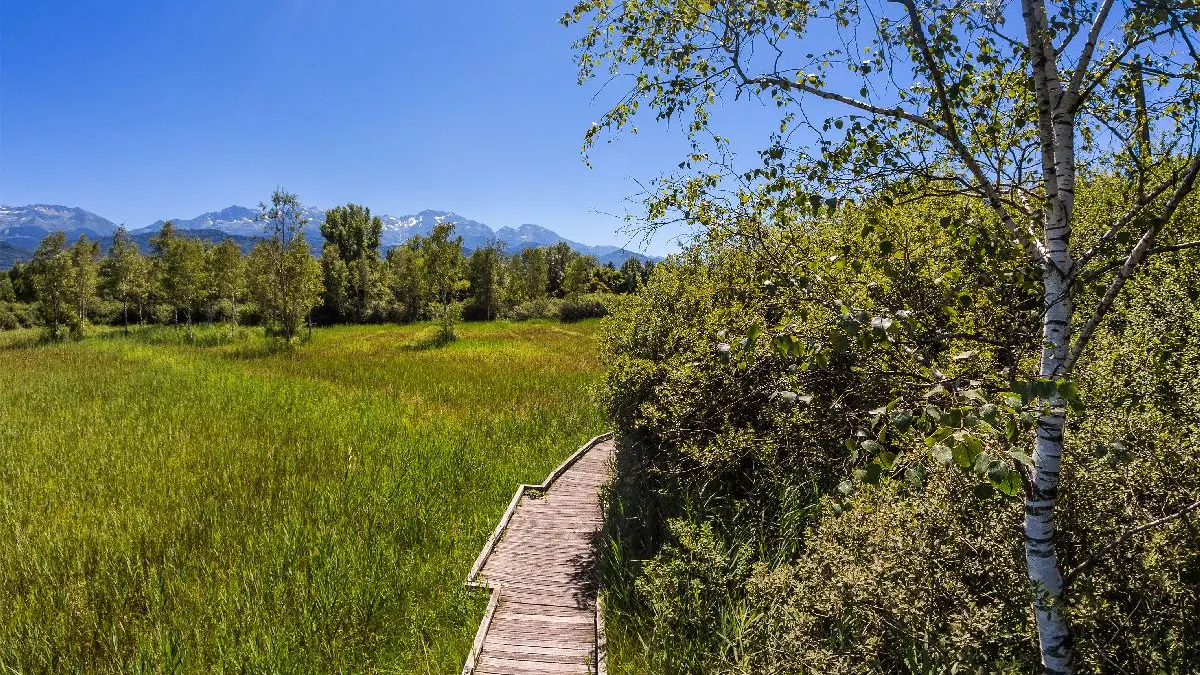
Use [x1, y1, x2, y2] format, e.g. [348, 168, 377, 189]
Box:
[0, 321, 606, 674]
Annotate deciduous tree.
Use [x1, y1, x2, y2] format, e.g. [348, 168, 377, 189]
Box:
[29, 232, 74, 341]
[251, 189, 324, 344]
[207, 239, 245, 338]
[565, 0, 1200, 669]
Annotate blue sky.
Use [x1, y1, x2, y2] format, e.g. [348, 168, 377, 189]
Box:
[0, 1, 775, 253]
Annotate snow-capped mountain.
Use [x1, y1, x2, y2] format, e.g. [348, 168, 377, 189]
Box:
[0, 205, 117, 250]
[0, 204, 658, 269]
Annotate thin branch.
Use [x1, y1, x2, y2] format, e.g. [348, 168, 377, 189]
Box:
[1066, 499, 1200, 584]
[1077, 173, 1183, 268]
[1065, 153, 1200, 373]
[1077, 239, 1200, 286]
[1066, 0, 1116, 99]
[895, 0, 1045, 261]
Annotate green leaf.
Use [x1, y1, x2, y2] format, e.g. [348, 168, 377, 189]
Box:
[878, 451, 897, 470]
[1006, 450, 1033, 467]
[746, 323, 762, 345]
[932, 444, 954, 465]
[993, 470, 1023, 497]
[972, 483, 996, 499]
[891, 410, 913, 433]
[972, 451, 994, 475]
[905, 464, 927, 490]
[985, 460, 1010, 484]
[953, 435, 983, 468]
[837, 480, 855, 496]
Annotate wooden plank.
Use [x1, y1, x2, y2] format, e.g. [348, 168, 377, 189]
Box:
[477, 655, 590, 674]
[464, 437, 614, 675]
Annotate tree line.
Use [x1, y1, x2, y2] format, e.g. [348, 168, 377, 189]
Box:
[0, 189, 653, 341]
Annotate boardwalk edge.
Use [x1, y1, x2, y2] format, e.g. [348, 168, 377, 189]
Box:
[465, 431, 614, 587]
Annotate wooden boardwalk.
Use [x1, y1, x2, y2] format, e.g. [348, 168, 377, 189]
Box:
[462, 434, 614, 675]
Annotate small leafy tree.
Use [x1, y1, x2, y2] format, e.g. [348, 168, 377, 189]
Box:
[207, 239, 245, 338]
[66, 235, 100, 336]
[101, 227, 148, 333]
[386, 241, 425, 322]
[467, 240, 505, 320]
[423, 222, 464, 308]
[545, 241, 577, 297]
[252, 189, 324, 344]
[563, 254, 598, 298]
[162, 237, 207, 339]
[29, 232, 74, 341]
[320, 244, 352, 321]
[321, 203, 385, 322]
[519, 247, 549, 300]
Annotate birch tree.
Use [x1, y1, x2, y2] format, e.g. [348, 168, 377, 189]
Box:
[101, 227, 147, 333]
[564, 1, 1200, 671]
[67, 235, 100, 335]
[207, 239, 245, 338]
[253, 189, 324, 344]
[30, 232, 74, 342]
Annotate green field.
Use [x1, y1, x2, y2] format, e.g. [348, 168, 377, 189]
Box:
[0, 321, 605, 674]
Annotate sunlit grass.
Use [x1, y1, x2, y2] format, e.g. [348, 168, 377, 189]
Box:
[0, 320, 605, 673]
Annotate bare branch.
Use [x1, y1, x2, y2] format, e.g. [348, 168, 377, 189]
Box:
[1067, 0, 1116, 99]
[1065, 154, 1200, 373]
[1066, 499, 1200, 585]
[1077, 173, 1184, 268]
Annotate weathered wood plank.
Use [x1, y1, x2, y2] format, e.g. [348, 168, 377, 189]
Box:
[463, 437, 614, 675]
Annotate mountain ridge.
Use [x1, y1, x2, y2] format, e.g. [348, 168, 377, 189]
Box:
[0, 204, 655, 269]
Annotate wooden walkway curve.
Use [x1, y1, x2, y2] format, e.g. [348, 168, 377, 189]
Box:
[462, 434, 614, 675]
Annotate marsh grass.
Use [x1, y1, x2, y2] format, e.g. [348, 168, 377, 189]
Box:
[0, 320, 605, 673]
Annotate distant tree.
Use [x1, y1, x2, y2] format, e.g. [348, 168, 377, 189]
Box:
[467, 241, 505, 320]
[519, 247, 549, 301]
[386, 241, 424, 322]
[320, 244, 352, 321]
[562, 254, 598, 298]
[252, 189, 324, 344]
[29, 232, 74, 341]
[321, 203, 385, 322]
[67, 235, 100, 334]
[207, 239, 245, 338]
[619, 257, 643, 294]
[100, 227, 147, 333]
[149, 221, 179, 319]
[0, 272, 14, 303]
[590, 262, 624, 294]
[423, 222, 464, 308]
[162, 237, 207, 339]
[545, 241, 577, 297]
[7, 261, 36, 303]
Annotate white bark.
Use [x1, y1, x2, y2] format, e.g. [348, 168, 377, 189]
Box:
[1023, 0, 1076, 670]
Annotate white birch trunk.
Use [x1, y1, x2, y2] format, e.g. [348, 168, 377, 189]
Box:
[1022, 0, 1076, 670]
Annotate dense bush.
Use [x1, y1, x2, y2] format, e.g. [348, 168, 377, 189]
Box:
[560, 293, 613, 322]
[0, 302, 38, 330]
[506, 297, 565, 321]
[598, 199, 1200, 673]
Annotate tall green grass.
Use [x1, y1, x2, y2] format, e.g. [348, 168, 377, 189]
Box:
[0, 321, 605, 673]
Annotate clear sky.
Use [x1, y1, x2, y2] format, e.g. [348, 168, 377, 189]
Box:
[0, 1, 767, 254]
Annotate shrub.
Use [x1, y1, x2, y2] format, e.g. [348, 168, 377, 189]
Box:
[507, 297, 564, 321]
[559, 293, 612, 321]
[599, 200, 1200, 674]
